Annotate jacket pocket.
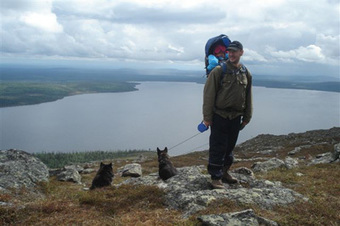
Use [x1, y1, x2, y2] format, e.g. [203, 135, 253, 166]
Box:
[215, 73, 247, 111]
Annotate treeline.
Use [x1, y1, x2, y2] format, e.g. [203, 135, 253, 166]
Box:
[33, 150, 153, 168]
[253, 80, 340, 93]
[0, 81, 138, 107]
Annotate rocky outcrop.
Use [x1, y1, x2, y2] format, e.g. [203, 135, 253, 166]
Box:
[284, 156, 299, 169]
[0, 149, 49, 193]
[120, 166, 307, 218]
[251, 158, 286, 172]
[237, 127, 340, 154]
[120, 163, 142, 177]
[251, 157, 300, 172]
[198, 209, 278, 226]
[308, 143, 340, 165]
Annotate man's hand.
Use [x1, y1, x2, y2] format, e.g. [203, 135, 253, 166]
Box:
[240, 121, 248, 130]
[203, 120, 211, 127]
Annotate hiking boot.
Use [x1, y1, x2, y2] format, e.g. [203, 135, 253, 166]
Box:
[211, 179, 224, 189]
[222, 171, 238, 184]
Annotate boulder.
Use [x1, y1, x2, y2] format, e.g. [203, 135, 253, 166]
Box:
[309, 152, 333, 165]
[120, 166, 307, 218]
[120, 163, 142, 177]
[57, 168, 82, 183]
[308, 143, 340, 165]
[64, 164, 84, 173]
[198, 209, 278, 226]
[284, 156, 299, 169]
[251, 158, 286, 172]
[0, 149, 49, 192]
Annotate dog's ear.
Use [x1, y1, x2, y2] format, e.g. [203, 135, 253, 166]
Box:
[164, 147, 168, 153]
[109, 163, 112, 167]
[100, 162, 104, 167]
[157, 147, 160, 155]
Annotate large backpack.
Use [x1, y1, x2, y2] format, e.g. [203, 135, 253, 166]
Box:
[204, 34, 231, 76]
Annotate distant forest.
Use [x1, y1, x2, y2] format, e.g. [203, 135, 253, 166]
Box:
[33, 150, 153, 168]
[1, 66, 339, 107]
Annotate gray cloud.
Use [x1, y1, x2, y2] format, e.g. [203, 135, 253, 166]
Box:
[0, 0, 339, 77]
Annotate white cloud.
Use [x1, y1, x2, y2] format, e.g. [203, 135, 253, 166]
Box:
[0, 0, 339, 76]
[20, 12, 63, 33]
[270, 45, 323, 62]
[243, 49, 267, 62]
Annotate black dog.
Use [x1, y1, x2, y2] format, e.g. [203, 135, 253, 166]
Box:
[157, 147, 178, 180]
[90, 162, 114, 190]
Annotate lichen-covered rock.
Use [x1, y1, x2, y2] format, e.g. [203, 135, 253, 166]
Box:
[120, 166, 307, 218]
[120, 163, 142, 177]
[308, 144, 339, 165]
[284, 156, 299, 169]
[198, 209, 278, 226]
[310, 152, 332, 164]
[251, 158, 286, 172]
[64, 164, 84, 173]
[57, 168, 82, 183]
[0, 149, 49, 192]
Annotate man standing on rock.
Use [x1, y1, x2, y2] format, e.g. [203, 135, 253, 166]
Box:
[202, 40, 253, 189]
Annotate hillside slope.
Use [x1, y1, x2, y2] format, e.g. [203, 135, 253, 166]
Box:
[1, 127, 339, 225]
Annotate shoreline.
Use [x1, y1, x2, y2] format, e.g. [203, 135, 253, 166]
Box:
[1, 80, 339, 108]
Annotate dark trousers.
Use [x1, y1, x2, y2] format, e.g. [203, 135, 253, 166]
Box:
[208, 114, 241, 180]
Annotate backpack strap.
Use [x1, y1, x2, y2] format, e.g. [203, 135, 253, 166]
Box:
[219, 62, 249, 85]
[219, 61, 228, 85]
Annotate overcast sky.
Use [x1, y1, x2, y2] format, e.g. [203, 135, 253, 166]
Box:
[1, 0, 339, 77]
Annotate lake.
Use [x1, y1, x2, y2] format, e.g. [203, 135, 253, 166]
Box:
[1, 82, 339, 156]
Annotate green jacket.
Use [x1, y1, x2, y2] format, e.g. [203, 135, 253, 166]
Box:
[203, 60, 253, 123]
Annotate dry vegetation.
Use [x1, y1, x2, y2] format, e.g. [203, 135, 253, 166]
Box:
[1, 144, 339, 225]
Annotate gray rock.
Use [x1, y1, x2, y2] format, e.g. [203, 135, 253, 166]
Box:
[120, 166, 307, 218]
[82, 168, 96, 174]
[284, 156, 299, 169]
[49, 168, 64, 177]
[235, 157, 270, 162]
[120, 163, 142, 177]
[64, 164, 84, 173]
[198, 209, 278, 226]
[309, 152, 334, 165]
[251, 158, 286, 172]
[288, 147, 301, 155]
[332, 143, 340, 161]
[57, 168, 82, 183]
[257, 149, 275, 155]
[0, 149, 49, 193]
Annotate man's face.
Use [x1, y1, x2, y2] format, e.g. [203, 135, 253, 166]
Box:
[228, 49, 243, 64]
